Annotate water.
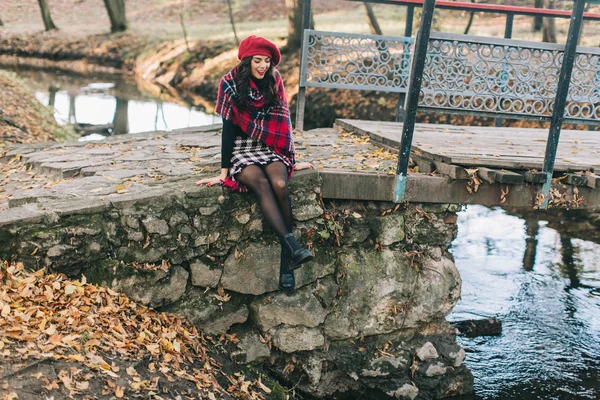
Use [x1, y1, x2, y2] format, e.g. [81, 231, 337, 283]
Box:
[4, 67, 221, 141]
[450, 205, 600, 400]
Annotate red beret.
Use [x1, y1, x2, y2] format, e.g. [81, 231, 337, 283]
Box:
[238, 35, 281, 66]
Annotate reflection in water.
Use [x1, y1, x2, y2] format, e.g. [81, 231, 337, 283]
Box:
[450, 206, 600, 400]
[522, 218, 539, 272]
[3, 67, 220, 140]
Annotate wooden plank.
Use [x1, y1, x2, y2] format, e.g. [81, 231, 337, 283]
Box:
[587, 174, 600, 189]
[411, 154, 435, 174]
[432, 161, 470, 180]
[564, 174, 588, 186]
[478, 167, 524, 184]
[523, 171, 548, 184]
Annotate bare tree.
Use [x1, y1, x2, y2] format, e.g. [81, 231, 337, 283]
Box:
[364, 3, 382, 35]
[284, 0, 314, 53]
[463, 0, 475, 35]
[226, 0, 240, 46]
[103, 0, 127, 33]
[179, 0, 191, 51]
[542, 0, 557, 43]
[533, 0, 543, 32]
[38, 0, 57, 31]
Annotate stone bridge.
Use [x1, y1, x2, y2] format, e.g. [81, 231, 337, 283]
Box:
[1, 121, 598, 399]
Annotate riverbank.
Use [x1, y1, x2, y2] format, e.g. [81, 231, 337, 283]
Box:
[0, 29, 400, 130]
[0, 70, 76, 146]
[4, 0, 599, 132]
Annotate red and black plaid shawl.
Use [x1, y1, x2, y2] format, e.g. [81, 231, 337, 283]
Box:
[215, 67, 295, 183]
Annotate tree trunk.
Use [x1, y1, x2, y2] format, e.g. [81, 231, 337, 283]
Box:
[284, 0, 314, 53]
[0, 16, 4, 26]
[363, 3, 382, 35]
[178, 0, 190, 51]
[533, 0, 543, 32]
[542, 0, 557, 43]
[112, 98, 129, 135]
[68, 94, 77, 124]
[37, 0, 57, 31]
[103, 0, 127, 33]
[463, 11, 475, 35]
[226, 0, 240, 46]
[48, 86, 58, 108]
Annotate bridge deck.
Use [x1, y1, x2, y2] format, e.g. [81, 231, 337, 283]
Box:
[336, 119, 600, 173]
[1, 121, 599, 228]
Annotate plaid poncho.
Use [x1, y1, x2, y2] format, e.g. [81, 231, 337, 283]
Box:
[215, 67, 295, 192]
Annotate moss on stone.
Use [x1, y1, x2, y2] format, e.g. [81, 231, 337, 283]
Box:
[84, 258, 160, 285]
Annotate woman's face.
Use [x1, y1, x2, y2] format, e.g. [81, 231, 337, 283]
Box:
[250, 55, 271, 80]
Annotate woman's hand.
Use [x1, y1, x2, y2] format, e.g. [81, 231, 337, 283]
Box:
[196, 168, 229, 187]
[295, 162, 314, 171]
[195, 176, 222, 187]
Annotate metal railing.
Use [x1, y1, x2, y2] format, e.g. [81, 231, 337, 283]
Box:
[296, 0, 600, 209]
[420, 33, 600, 124]
[299, 30, 413, 93]
[298, 30, 600, 125]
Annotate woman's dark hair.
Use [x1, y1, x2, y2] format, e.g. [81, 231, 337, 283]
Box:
[234, 56, 280, 110]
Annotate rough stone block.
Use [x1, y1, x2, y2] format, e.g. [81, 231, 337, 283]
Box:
[142, 217, 170, 235]
[270, 325, 324, 353]
[323, 247, 461, 340]
[342, 218, 371, 245]
[425, 362, 447, 377]
[190, 259, 222, 288]
[221, 242, 280, 295]
[85, 262, 188, 308]
[165, 288, 249, 335]
[416, 342, 439, 361]
[249, 285, 328, 331]
[404, 209, 457, 245]
[293, 200, 324, 222]
[370, 214, 405, 246]
[388, 384, 419, 400]
[229, 325, 271, 364]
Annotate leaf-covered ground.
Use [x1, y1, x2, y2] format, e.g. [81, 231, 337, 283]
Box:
[0, 70, 76, 146]
[0, 261, 277, 400]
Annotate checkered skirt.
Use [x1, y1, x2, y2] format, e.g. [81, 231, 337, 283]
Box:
[229, 136, 292, 178]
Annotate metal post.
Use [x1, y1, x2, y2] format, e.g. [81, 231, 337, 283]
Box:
[397, 5, 415, 122]
[405, 5, 415, 37]
[540, 0, 586, 209]
[394, 0, 437, 203]
[495, 12, 514, 128]
[295, 0, 312, 132]
[504, 12, 514, 38]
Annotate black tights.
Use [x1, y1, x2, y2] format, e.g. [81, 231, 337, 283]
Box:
[235, 162, 293, 239]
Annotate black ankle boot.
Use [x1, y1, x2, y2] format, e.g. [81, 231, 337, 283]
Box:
[281, 233, 313, 270]
[279, 251, 295, 292]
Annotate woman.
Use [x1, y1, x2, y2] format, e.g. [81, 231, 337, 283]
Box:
[195, 35, 314, 292]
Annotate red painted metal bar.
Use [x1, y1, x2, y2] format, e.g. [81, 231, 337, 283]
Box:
[349, 0, 600, 20]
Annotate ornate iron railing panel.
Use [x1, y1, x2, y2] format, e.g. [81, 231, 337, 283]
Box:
[300, 30, 414, 93]
[420, 32, 600, 124]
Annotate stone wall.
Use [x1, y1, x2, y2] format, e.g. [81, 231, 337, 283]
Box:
[0, 171, 473, 399]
